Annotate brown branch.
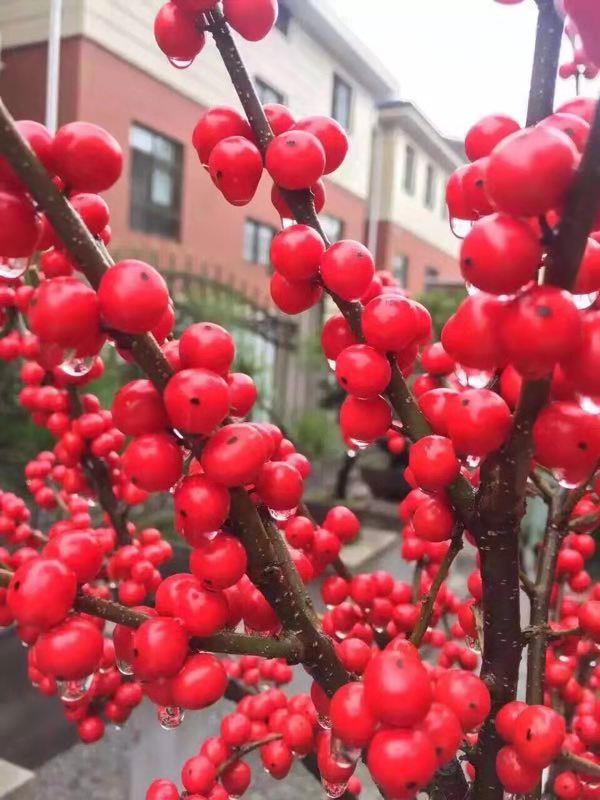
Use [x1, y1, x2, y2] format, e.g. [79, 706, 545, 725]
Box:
[569, 511, 600, 532]
[0, 569, 306, 661]
[523, 624, 582, 641]
[558, 753, 600, 779]
[0, 99, 351, 698]
[410, 532, 463, 648]
[204, 6, 476, 535]
[519, 570, 536, 599]
[558, 461, 600, 528]
[529, 470, 556, 503]
[217, 733, 282, 777]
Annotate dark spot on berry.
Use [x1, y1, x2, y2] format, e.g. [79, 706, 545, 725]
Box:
[578, 441, 588, 450]
[565, 128, 575, 139]
[133, 648, 139, 657]
[463, 257, 473, 268]
[461, 399, 470, 406]
[406, 782, 418, 790]
[140, 271, 150, 281]
[526, 728, 533, 741]
[436, 747, 443, 757]
[190, 397, 200, 406]
[395, 658, 405, 669]
[340, 376, 348, 385]
[536, 305, 552, 318]
[469, 701, 478, 709]
[13, 581, 20, 591]
[180, 510, 188, 518]
[475, 179, 484, 189]
[216, 170, 223, 180]
[285, 139, 297, 148]
[227, 436, 239, 445]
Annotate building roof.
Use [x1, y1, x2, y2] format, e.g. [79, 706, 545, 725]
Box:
[378, 100, 465, 169]
[283, 0, 399, 101]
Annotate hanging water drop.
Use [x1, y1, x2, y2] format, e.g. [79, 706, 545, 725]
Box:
[0, 256, 29, 280]
[58, 351, 95, 378]
[168, 56, 195, 69]
[269, 506, 296, 522]
[57, 674, 93, 703]
[117, 658, 134, 676]
[157, 705, 185, 730]
[321, 777, 350, 799]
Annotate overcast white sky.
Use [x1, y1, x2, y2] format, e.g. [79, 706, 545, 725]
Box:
[328, 0, 597, 139]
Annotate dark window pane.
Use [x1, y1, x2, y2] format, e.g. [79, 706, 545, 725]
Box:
[393, 254, 409, 288]
[243, 219, 276, 265]
[321, 214, 344, 243]
[130, 123, 182, 240]
[256, 77, 285, 106]
[332, 74, 352, 130]
[404, 145, 416, 194]
[275, 3, 291, 35]
[424, 164, 436, 209]
[425, 267, 439, 292]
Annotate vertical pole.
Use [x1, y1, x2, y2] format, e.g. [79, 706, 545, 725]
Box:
[45, 0, 63, 134]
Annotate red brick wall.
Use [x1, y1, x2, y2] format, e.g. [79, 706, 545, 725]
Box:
[376, 220, 461, 295]
[0, 37, 367, 309]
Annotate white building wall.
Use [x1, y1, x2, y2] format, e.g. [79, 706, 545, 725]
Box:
[0, 0, 378, 200]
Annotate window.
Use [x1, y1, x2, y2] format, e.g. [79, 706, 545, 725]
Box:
[244, 219, 277, 265]
[275, 3, 291, 35]
[256, 78, 285, 106]
[393, 255, 409, 288]
[320, 214, 345, 243]
[332, 74, 353, 131]
[425, 267, 439, 292]
[403, 145, 416, 195]
[130, 124, 182, 240]
[424, 164, 436, 209]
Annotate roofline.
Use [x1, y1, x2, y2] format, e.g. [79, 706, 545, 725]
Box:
[283, 0, 399, 100]
[378, 101, 465, 168]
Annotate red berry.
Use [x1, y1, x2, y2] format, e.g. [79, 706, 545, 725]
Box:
[335, 344, 391, 398]
[112, 379, 169, 436]
[146, 779, 180, 800]
[52, 122, 123, 192]
[533, 402, 600, 484]
[223, 0, 278, 41]
[412, 496, 455, 542]
[179, 323, 235, 376]
[98, 260, 169, 335]
[173, 475, 231, 540]
[363, 650, 432, 726]
[447, 389, 512, 457]
[43, 530, 103, 584]
[420, 702, 464, 766]
[0, 191, 42, 257]
[227, 372, 257, 418]
[192, 106, 253, 165]
[201, 423, 269, 487]
[513, 705, 566, 768]
[260, 739, 294, 779]
[154, 2, 206, 62]
[69, 193, 110, 236]
[266, 131, 325, 190]
[339, 395, 392, 443]
[29, 277, 100, 349]
[293, 116, 349, 173]
[132, 616, 188, 681]
[442, 294, 506, 370]
[362, 294, 420, 353]
[562, 311, 600, 396]
[270, 272, 322, 314]
[181, 754, 216, 795]
[209, 136, 263, 206]
[465, 114, 521, 161]
[579, 600, 600, 641]
[485, 126, 579, 217]
[496, 745, 541, 794]
[320, 240, 375, 302]
[330, 681, 378, 748]
[255, 461, 304, 511]
[460, 213, 542, 294]
[35, 616, 104, 680]
[176, 582, 229, 636]
[190, 533, 247, 590]
[434, 670, 491, 731]
[122, 433, 183, 492]
[77, 716, 105, 744]
[264, 103, 296, 136]
[496, 700, 528, 743]
[554, 771, 583, 800]
[8, 558, 76, 630]
[409, 435, 460, 491]
[270, 224, 325, 282]
[163, 368, 229, 435]
[367, 728, 437, 798]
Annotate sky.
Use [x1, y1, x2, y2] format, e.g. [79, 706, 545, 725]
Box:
[328, 0, 596, 140]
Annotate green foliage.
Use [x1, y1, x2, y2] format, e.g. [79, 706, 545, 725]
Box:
[417, 287, 466, 338]
[290, 409, 342, 460]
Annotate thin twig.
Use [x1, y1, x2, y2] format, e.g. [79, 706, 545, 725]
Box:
[217, 734, 282, 777]
[558, 752, 600, 779]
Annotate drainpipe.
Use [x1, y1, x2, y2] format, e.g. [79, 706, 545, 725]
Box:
[45, 0, 63, 134]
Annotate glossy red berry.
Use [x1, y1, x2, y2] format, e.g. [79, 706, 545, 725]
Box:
[154, 2, 206, 62]
[485, 126, 579, 217]
[496, 745, 541, 794]
[562, 311, 600, 396]
[465, 114, 521, 161]
[192, 107, 253, 165]
[293, 116, 349, 173]
[340, 395, 392, 443]
[255, 461, 303, 511]
[498, 286, 581, 378]
[335, 344, 391, 398]
[362, 294, 420, 353]
[176, 582, 229, 636]
[43, 530, 103, 584]
[98, 260, 169, 335]
[442, 293, 506, 370]
[554, 771, 583, 800]
[0, 120, 55, 189]
[112, 379, 169, 436]
[409, 435, 460, 491]
[270, 224, 325, 281]
[179, 322, 235, 376]
[132, 616, 188, 681]
[223, 0, 278, 41]
[77, 716, 105, 744]
[270, 272, 323, 315]
[69, 193, 110, 236]
[433, 670, 491, 731]
[122, 433, 183, 492]
[363, 650, 432, 726]
[533, 402, 600, 484]
[330, 681, 378, 748]
[447, 389, 512, 457]
[367, 728, 437, 799]
[460, 214, 542, 294]
[190, 533, 247, 590]
[146, 779, 180, 800]
[264, 103, 296, 136]
[173, 474, 231, 540]
[201, 423, 269, 487]
[496, 700, 528, 743]
[320, 240, 375, 302]
[578, 600, 600, 641]
[29, 277, 101, 349]
[266, 131, 325, 190]
[412, 496, 455, 542]
[35, 616, 104, 680]
[227, 372, 258, 418]
[163, 368, 230, 435]
[52, 122, 123, 192]
[420, 702, 464, 767]
[181, 754, 216, 795]
[209, 136, 263, 206]
[0, 191, 42, 257]
[8, 558, 76, 630]
[513, 705, 566, 768]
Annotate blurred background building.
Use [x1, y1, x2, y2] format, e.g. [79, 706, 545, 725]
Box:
[0, 0, 464, 431]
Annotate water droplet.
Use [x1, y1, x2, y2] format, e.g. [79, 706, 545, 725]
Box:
[0, 256, 29, 280]
[331, 736, 360, 768]
[345, 448, 358, 458]
[269, 507, 297, 522]
[58, 351, 95, 378]
[157, 705, 185, 730]
[465, 454, 481, 470]
[317, 712, 331, 730]
[167, 56, 194, 69]
[116, 658, 134, 676]
[449, 218, 472, 240]
[578, 394, 600, 415]
[573, 291, 598, 310]
[57, 675, 93, 703]
[465, 635, 481, 653]
[327, 358, 336, 371]
[455, 364, 494, 389]
[553, 470, 579, 490]
[348, 438, 370, 451]
[321, 777, 350, 799]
